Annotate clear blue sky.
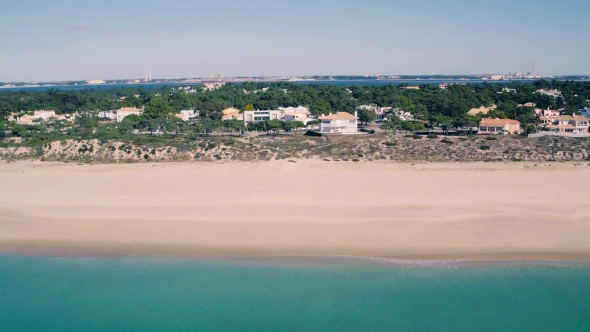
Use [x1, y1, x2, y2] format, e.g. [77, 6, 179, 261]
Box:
[0, 0, 588, 82]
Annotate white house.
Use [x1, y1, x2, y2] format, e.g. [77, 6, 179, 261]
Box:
[281, 106, 314, 124]
[536, 89, 562, 98]
[541, 115, 589, 134]
[279, 106, 310, 114]
[175, 109, 198, 121]
[242, 106, 314, 124]
[15, 110, 57, 124]
[389, 108, 414, 121]
[537, 109, 560, 124]
[33, 110, 56, 120]
[242, 109, 282, 124]
[357, 104, 394, 122]
[283, 112, 315, 125]
[98, 111, 115, 120]
[114, 107, 143, 122]
[318, 112, 358, 134]
[202, 82, 225, 91]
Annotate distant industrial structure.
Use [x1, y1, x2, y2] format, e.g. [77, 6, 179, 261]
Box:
[86, 80, 105, 85]
[144, 61, 152, 82]
[475, 64, 554, 81]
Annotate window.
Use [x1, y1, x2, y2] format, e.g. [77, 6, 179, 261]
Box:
[321, 120, 330, 124]
[490, 127, 496, 132]
[480, 126, 487, 131]
[254, 111, 269, 115]
[349, 120, 355, 124]
[254, 117, 269, 121]
[565, 129, 573, 133]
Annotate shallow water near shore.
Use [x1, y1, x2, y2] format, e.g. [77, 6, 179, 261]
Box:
[1, 255, 589, 332]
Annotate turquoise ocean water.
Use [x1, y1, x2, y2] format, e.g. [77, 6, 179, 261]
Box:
[1, 256, 589, 331]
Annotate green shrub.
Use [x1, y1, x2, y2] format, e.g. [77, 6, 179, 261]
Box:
[304, 131, 322, 137]
[382, 142, 397, 146]
[427, 134, 439, 139]
[486, 136, 498, 141]
[413, 135, 423, 140]
[479, 145, 491, 150]
[441, 139, 454, 144]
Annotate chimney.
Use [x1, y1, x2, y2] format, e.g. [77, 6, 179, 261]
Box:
[354, 111, 358, 117]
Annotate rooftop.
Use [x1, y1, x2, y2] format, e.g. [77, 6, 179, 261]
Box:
[556, 115, 588, 121]
[480, 118, 520, 126]
[222, 108, 240, 115]
[318, 112, 357, 120]
[116, 107, 142, 113]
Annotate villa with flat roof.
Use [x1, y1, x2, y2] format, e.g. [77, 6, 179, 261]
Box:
[242, 110, 282, 124]
[175, 109, 198, 121]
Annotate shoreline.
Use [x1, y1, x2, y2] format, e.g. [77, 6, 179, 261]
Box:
[1, 160, 589, 261]
[2, 241, 590, 262]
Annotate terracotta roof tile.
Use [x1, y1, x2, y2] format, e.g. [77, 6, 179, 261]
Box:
[480, 119, 520, 126]
[318, 112, 357, 120]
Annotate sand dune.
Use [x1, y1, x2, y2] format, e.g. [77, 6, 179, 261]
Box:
[1, 160, 589, 259]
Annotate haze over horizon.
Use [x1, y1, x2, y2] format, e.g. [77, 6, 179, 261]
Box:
[1, 0, 588, 82]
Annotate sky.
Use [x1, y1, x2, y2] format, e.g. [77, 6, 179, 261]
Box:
[0, 0, 588, 82]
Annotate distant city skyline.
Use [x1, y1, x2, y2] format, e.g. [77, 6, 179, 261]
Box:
[1, 0, 589, 82]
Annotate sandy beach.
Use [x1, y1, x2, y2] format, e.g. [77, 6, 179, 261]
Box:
[0, 160, 589, 260]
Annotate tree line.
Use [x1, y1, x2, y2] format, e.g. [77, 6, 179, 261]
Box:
[1, 80, 589, 145]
